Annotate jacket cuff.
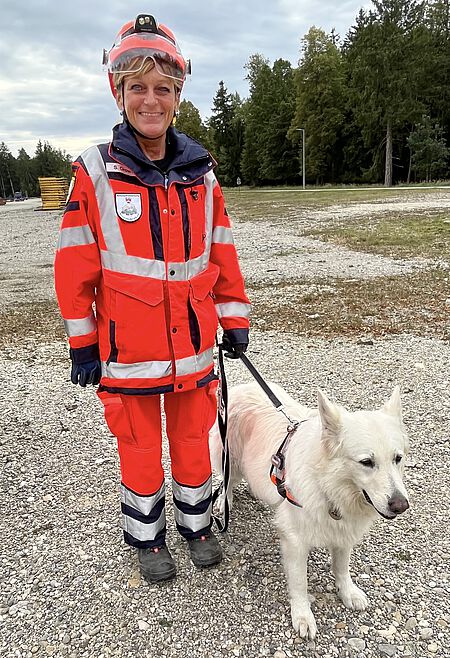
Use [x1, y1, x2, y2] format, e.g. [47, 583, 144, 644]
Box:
[223, 328, 249, 345]
[70, 344, 100, 364]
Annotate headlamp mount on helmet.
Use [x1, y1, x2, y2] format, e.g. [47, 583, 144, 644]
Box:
[103, 13, 191, 95]
[134, 14, 158, 33]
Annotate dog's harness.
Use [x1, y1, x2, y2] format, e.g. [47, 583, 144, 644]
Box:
[270, 418, 309, 507]
[213, 345, 307, 532]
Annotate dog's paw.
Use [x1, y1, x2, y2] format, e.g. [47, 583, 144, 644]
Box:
[338, 584, 368, 610]
[291, 603, 317, 639]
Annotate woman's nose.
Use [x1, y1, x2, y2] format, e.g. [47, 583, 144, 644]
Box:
[143, 88, 157, 104]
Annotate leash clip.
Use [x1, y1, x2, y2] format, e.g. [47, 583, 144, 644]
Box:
[271, 453, 284, 470]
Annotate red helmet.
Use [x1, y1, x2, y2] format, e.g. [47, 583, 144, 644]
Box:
[103, 14, 191, 98]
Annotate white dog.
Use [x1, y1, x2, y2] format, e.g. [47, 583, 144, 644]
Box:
[210, 382, 410, 639]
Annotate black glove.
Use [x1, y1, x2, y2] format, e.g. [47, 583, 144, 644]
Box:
[221, 330, 249, 360]
[70, 345, 101, 387]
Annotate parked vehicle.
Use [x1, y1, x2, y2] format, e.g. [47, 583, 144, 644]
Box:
[14, 191, 27, 201]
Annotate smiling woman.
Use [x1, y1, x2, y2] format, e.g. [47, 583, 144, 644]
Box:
[113, 59, 181, 160]
[53, 13, 251, 586]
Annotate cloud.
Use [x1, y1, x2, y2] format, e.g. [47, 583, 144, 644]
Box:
[1, 0, 370, 157]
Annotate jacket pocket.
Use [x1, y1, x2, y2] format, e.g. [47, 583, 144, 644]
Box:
[103, 271, 168, 363]
[188, 265, 220, 352]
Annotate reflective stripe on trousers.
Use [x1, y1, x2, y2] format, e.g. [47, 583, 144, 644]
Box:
[121, 482, 166, 547]
[172, 476, 212, 537]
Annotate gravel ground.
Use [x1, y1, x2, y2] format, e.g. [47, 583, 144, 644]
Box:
[1, 193, 450, 658]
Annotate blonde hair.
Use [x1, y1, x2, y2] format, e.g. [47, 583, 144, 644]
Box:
[113, 56, 182, 103]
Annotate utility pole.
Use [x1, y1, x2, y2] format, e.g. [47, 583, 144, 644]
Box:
[295, 128, 306, 190]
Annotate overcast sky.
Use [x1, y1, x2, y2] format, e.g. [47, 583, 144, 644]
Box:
[1, 0, 372, 158]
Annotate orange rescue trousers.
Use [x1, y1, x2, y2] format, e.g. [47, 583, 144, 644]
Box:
[98, 383, 218, 548]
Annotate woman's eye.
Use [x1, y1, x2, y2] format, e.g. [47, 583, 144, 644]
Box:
[359, 458, 375, 468]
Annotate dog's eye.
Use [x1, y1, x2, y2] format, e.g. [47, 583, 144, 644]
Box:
[394, 455, 403, 464]
[359, 458, 375, 468]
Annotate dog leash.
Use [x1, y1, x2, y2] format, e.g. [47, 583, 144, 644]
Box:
[212, 344, 303, 532]
[211, 341, 231, 532]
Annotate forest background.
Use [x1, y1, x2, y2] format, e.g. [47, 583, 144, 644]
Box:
[1, 0, 449, 198]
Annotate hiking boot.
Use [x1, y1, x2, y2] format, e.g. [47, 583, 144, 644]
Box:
[187, 532, 223, 568]
[138, 545, 176, 583]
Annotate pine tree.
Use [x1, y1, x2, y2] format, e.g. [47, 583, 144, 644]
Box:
[210, 82, 244, 185]
[176, 99, 210, 147]
[344, 0, 428, 186]
[407, 115, 449, 181]
[289, 27, 347, 184]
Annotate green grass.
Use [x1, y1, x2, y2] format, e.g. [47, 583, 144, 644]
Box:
[303, 213, 450, 260]
[223, 186, 448, 222]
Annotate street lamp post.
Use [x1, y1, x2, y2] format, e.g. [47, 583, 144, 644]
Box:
[296, 128, 306, 190]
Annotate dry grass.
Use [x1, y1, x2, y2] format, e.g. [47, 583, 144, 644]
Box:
[0, 300, 65, 348]
[249, 268, 450, 340]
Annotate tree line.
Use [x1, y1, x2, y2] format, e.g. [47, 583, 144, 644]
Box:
[1, 0, 448, 194]
[178, 0, 450, 186]
[0, 140, 72, 199]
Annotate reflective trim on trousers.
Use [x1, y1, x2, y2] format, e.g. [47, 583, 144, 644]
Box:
[121, 482, 165, 516]
[101, 347, 214, 380]
[215, 301, 251, 319]
[122, 508, 166, 543]
[212, 226, 234, 244]
[121, 483, 166, 543]
[81, 146, 126, 255]
[64, 313, 96, 337]
[172, 477, 212, 507]
[174, 502, 212, 533]
[57, 225, 95, 250]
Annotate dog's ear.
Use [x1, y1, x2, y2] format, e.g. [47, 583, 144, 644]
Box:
[317, 389, 341, 443]
[382, 385, 402, 420]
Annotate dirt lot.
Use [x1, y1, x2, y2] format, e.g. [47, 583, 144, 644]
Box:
[1, 189, 450, 658]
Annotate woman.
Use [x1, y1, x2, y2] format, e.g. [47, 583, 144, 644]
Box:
[54, 14, 250, 583]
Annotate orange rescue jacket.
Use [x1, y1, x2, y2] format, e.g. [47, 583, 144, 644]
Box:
[54, 124, 250, 394]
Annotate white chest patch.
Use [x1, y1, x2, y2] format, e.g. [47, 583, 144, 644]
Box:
[115, 193, 142, 222]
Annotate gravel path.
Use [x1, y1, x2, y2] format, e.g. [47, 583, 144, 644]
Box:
[1, 193, 449, 658]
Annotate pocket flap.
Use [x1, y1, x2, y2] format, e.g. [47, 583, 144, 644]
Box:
[103, 269, 164, 306]
[190, 264, 220, 301]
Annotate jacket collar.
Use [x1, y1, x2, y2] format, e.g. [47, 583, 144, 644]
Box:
[109, 122, 215, 186]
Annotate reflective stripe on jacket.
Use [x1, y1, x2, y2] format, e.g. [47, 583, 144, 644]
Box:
[54, 124, 250, 394]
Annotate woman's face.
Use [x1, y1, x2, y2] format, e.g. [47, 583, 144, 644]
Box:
[118, 67, 179, 141]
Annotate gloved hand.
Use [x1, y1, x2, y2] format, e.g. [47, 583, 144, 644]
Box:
[70, 345, 101, 387]
[221, 330, 249, 360]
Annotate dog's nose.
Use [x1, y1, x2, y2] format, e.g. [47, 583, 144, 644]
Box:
[388, 494, 409, 515]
